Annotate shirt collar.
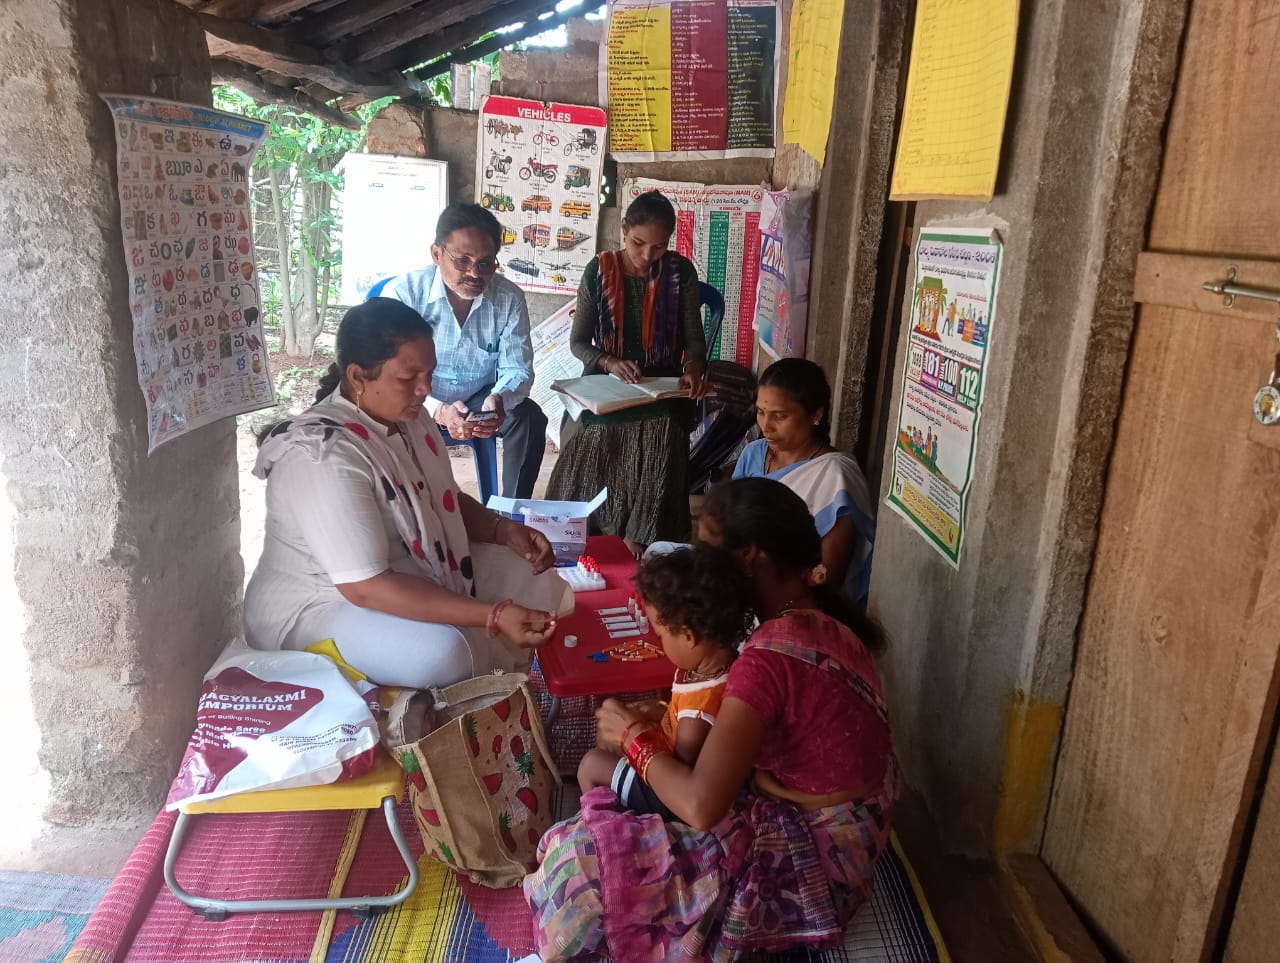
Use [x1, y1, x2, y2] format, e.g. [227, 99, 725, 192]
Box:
[427, 264, 487, 315]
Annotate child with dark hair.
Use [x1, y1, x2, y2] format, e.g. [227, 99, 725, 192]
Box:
[576, 544, 752, 818]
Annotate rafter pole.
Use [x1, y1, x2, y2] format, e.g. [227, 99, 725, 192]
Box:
[365, 0, 561, 74]
[210, 57, 361, 129]
[339, 0, 515, 65]
[290, 0, 415, 47]
[199, 0, 268, 18]
[198, 12, 419, 99]
[412, 2, 587, 80]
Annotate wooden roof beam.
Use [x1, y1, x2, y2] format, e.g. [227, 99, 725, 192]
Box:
[365, 0, 557, 74]
[210, 57, 360, 129]
[413, 1, 586, 80]
[199, 12, 421, 99]
[251, 0, 331, 22]
[196, 0, 330, 22]
[340, 0, 514, 65]
[198, 0, 267, 17]
[290, 0, 415, 47]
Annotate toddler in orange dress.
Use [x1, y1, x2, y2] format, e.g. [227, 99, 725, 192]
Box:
[576, 545, 753, 819]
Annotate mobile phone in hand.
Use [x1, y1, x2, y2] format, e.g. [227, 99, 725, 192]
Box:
[465, 411, 500, 424]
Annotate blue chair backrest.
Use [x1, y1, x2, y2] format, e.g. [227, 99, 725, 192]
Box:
[366, 276, 394, 300]
[699, 282, 725, 358]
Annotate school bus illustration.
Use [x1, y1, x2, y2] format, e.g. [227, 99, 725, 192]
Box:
[559, 200, 592, 219]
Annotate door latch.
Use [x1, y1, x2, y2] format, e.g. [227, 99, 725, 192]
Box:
[1202, 266, 1280, 425]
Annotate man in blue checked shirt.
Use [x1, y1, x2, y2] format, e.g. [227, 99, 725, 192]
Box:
[378, 203, 547, 499]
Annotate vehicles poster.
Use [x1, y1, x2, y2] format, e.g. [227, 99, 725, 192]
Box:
[476, 96, 607, 295]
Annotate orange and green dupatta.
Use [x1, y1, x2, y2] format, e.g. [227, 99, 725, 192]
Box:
[594, 250, 682, 369]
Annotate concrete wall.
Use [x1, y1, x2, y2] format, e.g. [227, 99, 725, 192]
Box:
[0, 0, 240, 824]
[871, 0, 1184, 855]
[799, 0, 908, 451]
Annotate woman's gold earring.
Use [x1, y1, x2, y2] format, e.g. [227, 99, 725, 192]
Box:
[355, 389, 364, 411]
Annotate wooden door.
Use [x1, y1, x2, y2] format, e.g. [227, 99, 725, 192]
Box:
[1041, 2, 1280, 961]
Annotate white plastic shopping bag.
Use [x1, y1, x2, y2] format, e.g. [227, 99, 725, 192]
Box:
[165, 648, 380, 811]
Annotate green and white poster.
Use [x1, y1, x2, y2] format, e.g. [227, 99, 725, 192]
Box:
[886, 227, 1001, 567]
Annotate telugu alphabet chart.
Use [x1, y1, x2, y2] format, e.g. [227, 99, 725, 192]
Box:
[103, 95, 274, 453]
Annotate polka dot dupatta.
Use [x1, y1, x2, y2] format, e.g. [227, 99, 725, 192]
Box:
[254, 400, 474, 599]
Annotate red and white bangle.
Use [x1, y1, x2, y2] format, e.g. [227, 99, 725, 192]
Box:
[487, 598, 514, 638]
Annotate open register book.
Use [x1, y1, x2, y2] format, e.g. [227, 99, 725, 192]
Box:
[551, 374, 691, 416]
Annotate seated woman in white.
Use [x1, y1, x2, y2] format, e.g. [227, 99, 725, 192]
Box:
[733, 358, 875, 603]
[244, 298, 571, 689]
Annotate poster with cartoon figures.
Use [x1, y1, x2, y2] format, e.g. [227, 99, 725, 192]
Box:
[102, 95, 274, 453]
[885, 227, 1001, 568]
[476, 96, 607, 295]
[620, 178, 763, 367]
[753, 188, 812, 359]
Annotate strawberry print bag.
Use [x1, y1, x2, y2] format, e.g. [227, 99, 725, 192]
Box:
[389, 673, 560, 887]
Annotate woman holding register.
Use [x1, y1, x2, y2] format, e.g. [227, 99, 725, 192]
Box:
[545, 191, 708, 553]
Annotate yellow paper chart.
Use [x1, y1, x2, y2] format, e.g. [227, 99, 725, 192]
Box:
[780, 0, 844, 165]
[889, 0, 1019, 200]
[607, 5, 674, 154]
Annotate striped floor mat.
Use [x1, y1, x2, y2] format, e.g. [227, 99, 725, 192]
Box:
[65, 786, 949, 963]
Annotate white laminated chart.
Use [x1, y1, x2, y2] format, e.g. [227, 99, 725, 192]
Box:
[339, 154, 448, 304]
[621, 178, 763, 367]
[103, 95, 275, 452]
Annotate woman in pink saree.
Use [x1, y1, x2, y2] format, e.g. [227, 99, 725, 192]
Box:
[525, 478, 897, 961]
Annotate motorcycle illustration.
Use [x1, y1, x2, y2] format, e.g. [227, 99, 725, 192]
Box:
[519, 157, 559, 183]
[485, 150, 512, 178]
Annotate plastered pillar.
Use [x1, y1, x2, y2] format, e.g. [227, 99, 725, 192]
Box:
[0, 0, 242, 824]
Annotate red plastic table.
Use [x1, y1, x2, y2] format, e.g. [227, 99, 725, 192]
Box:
[536, 535, 674, 724]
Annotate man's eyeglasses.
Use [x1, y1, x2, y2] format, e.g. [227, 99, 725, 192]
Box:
[442, 247, 499, 276]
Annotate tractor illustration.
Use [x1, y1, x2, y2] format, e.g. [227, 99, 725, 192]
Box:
[564, 128, 599, 155]
[563, 165, 592, 190]
[485, 150, 512, 177]
[481, 189, 514, 212]
[519, 157, 558, 183]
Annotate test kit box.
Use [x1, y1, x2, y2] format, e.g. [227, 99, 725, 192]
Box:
[486, 488, 607, 565]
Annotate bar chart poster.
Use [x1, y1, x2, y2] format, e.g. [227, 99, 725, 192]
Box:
[622, 177, 764, 367]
